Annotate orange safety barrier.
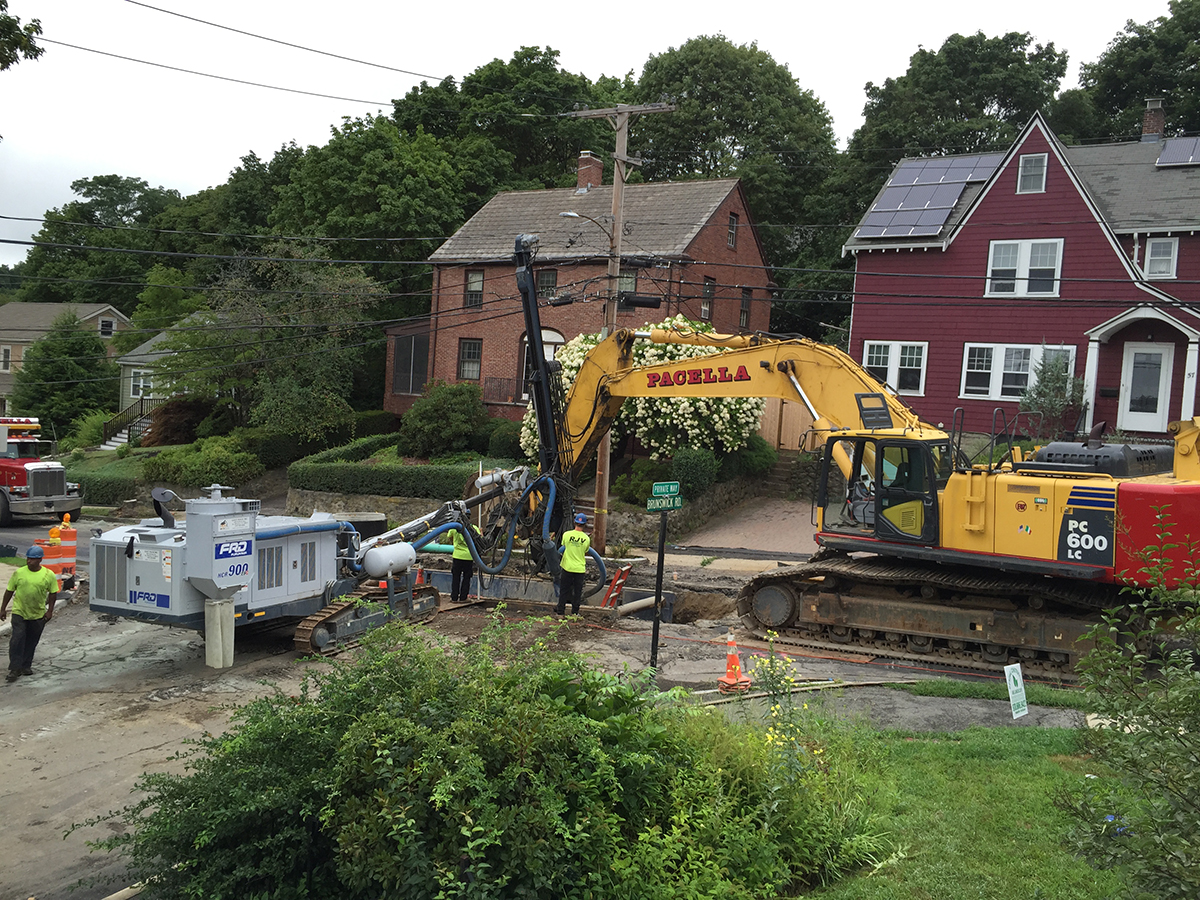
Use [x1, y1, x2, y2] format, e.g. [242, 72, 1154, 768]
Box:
[34, 537, 64, 578]
[53, 516, 77, 586]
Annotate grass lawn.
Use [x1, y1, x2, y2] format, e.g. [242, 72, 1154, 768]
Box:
[885, 677, 1091, 711]
[813, 726, 1121, 900]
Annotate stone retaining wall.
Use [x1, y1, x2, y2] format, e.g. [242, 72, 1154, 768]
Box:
[289, 476, 764, 544]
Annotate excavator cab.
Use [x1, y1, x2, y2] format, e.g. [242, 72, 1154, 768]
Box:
[818, 435, 951, 546]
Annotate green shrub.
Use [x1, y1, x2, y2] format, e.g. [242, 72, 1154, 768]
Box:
[396, 381, 489, 458]
[470, 416, 504, 453]
[612, 458, 672, 506]
[672, 446, 719, 500]
[143, 398, 214, 447]
[63, 469, 138, 506]
[81, 616, 886, 899]
[60, 409, 110, 451]
[194, 401, 241, 439]
[115, 442, 132, 459]
[488, 419, 527, 460]
[352, 409, 398, 437]
[719, 433, 778, 481]
[142, 437, 264, 488]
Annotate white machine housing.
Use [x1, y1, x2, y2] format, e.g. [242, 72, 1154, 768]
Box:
[91, 503, 347, 630]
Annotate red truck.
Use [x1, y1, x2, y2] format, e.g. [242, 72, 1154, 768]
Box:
[0, 417, 84, 526]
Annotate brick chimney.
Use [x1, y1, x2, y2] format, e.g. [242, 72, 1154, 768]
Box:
[576, 151, 603, 192]
[1142, 98, 1165, 143]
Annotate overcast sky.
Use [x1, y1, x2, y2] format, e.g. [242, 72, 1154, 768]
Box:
[0, 0, 1169, 267]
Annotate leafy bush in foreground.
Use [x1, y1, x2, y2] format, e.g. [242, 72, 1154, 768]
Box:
[80, 616, 887, 899]
[1058, 509, 1200, 900]
[140, 436, 265, 487]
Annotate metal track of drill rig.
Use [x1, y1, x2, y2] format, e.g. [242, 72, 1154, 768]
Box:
[293, 584, 442, 656]
[735, 552, 1121, 680]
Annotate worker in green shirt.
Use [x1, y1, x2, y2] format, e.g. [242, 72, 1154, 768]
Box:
[449, 521, 483, 604]
[555, 513, 591, 616]
[2, 546, 60, 682]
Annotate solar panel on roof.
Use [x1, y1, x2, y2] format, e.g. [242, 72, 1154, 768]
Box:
[859, 153, 1003, 240]
[1157, 137, 1200, 167]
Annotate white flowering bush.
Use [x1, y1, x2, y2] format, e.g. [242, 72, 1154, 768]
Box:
[520, 315, 766, 462]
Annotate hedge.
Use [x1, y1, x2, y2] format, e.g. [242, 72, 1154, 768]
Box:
[63, 468, 139, 506]
[288, 434, 478, 499]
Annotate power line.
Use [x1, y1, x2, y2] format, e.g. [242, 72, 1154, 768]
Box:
[39, 38, 395, 106]
[121, 0, 447, 82]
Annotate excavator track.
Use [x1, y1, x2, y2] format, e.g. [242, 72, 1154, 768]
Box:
[736, 555, 1116, 681]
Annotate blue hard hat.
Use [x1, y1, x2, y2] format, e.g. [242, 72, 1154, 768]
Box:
[574, 513, 588, 525]
[26, 545, 44, 559]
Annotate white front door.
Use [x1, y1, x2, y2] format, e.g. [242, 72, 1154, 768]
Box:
[1118, 342, 1174, 433]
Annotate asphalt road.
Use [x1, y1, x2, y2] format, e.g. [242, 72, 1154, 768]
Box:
[0, 514, 104, 562]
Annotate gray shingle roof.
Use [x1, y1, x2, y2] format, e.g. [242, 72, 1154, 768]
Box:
[429, 180, 742, 263]
[116, 330, 173, 367]
[0, 302, 128, 344]
[1065, 140, 1200, 232]
[845, 134, 1200, 254]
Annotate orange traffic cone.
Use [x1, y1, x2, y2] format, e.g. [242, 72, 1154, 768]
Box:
[717, 633, 753, 694]
[414, 566, 425, 586]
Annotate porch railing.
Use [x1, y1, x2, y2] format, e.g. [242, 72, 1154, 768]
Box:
[102, 396, 166, 444]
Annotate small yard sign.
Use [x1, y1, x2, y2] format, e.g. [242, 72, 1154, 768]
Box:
[1004, 663, 1028, 719]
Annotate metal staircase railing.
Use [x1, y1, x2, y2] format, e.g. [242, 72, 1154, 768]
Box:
[102, 397, 166, 444]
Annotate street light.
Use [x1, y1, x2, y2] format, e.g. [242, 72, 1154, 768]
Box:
[559, 209, 621, 554]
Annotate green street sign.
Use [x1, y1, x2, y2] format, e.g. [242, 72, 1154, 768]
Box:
[1004, 663, 1028, 719]
[646, 495, 683, 512]
[651, 481, 680, 497]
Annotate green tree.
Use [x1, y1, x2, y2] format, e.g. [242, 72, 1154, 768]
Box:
[270, 116, 464, 292]
[393, 47, 625, 202]
[0, 0, 41, 72]
[153, 244, 382, 440]
[111, 265, 206, 354]
[19, 175, 183, 314]
[1077, 0, 1200, 138]
[11, 311, 119, 429]
[633, 35, 837, 269]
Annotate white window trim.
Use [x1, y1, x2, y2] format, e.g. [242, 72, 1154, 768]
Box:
[984, 238, 1064, 297]
[1016, 153, 1047, 194]
[1144, 237, 1179, 280]
[98, 317, 116, 337]
[0, 345, 10, 373]
[959, 342, 1076, 401]
[130, 369, 153, 398]
[863, 340, 929, 396]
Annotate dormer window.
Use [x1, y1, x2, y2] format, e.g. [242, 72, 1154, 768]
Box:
[1145, 237, 1178, 279]
[98, 318, 116, 338]
[1017, 154, 1047, 193]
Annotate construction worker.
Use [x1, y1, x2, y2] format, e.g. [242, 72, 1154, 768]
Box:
[1, 546, 59, 682]
[556, 513, 591, 616]
[449, 521, 484, 604]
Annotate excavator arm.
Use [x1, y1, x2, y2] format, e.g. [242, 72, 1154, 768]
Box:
[559, 326, 940, 483]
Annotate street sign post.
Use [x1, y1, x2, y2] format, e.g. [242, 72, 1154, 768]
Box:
[646, 483, 680, 669]
[1004, 663, 1028, 719]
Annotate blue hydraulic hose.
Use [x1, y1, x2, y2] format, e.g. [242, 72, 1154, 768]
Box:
[411, 474, 559, 576]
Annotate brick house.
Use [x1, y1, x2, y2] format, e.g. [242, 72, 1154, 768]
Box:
[0, 302, 130, 415]
[844, 101, 1200, 438]
[385, 153, 774, 419]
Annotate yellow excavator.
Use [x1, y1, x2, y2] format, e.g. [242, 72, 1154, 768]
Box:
[514, 235, 1200, 678]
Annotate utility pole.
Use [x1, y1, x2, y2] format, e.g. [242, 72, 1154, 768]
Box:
[559, 103, 673, 554]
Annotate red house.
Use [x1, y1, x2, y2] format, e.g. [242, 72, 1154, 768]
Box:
[845, 101, 1200, 438]
[385, 152, 774, 419]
